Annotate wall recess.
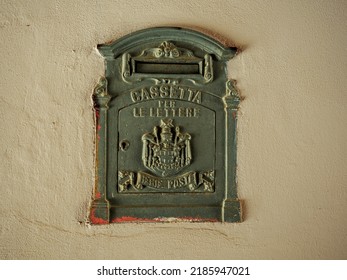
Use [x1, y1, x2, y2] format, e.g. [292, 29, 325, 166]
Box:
[90, 27, 242, 223]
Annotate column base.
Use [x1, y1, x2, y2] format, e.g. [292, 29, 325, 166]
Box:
[89, 199, 110, 224]
[222, 199, 242, 222]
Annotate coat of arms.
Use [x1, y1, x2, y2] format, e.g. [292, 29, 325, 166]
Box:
[142, 119, 192, 176]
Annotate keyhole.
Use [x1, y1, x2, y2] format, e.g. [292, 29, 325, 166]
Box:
[119, 140, 130, 151]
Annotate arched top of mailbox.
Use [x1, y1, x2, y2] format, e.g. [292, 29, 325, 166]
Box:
[97, 27, 237, 61]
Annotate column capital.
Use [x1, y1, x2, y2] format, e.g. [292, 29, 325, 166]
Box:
[94, 77, 111, 108]
[223, 80, 241, 109]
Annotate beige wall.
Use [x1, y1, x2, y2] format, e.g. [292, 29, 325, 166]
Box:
[1, 0, 346, 259]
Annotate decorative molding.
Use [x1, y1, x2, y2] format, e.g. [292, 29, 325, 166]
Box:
[89, 77, 112, 224]
[118, 170, 215, 193]
[121, 41, 214, 85]
[97, 27, 237, 61]
[138, 41, 194, 59]
[223, 80, 240, 109]
[93, 77, 111, 108]
[203, 54, 213, 82]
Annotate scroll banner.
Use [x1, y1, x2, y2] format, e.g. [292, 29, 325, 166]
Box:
[137, 171, 197, 190]
[118, 170, 214, 192]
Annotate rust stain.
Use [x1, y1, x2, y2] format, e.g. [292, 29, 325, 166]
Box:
[97, 124, 102, 131]
[90, 209, 109, 225]
[95, 192, 101, 199]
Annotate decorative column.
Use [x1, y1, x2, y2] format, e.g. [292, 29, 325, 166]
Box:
[222, 80, 242, 222]
[90, 77, 111, 224]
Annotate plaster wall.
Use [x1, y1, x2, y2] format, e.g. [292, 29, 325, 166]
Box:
[0, 0, 346, 259]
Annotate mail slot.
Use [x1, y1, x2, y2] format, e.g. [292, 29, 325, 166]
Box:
[90, 27, 242, 224]
[135, 62, 201, 74]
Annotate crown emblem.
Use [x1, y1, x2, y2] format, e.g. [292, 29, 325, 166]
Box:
[141, 119, 192, 176]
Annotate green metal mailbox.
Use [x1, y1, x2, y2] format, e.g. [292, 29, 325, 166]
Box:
[90, 27, 242, 223]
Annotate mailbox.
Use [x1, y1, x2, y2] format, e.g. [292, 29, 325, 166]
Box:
[90, 27, 242, 223]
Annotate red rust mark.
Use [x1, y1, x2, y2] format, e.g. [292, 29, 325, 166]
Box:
[232, 111, 237, 119]
[97, 124, 102, 131]
[95, 110, 100, 119]
[112, 216, 219, 223]
[90, 209, 109, 225]
[95, 192, 101, 199]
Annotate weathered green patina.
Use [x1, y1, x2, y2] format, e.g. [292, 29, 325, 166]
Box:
[90, 27, 242, 223]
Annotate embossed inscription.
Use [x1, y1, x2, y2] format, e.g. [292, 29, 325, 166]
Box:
[133, 101, 200, 118]
[118, 170, 215, 193]
[130, 85, 201, 103]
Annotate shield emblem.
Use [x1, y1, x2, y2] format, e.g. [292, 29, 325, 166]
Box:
[141, 119, 192, 176]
